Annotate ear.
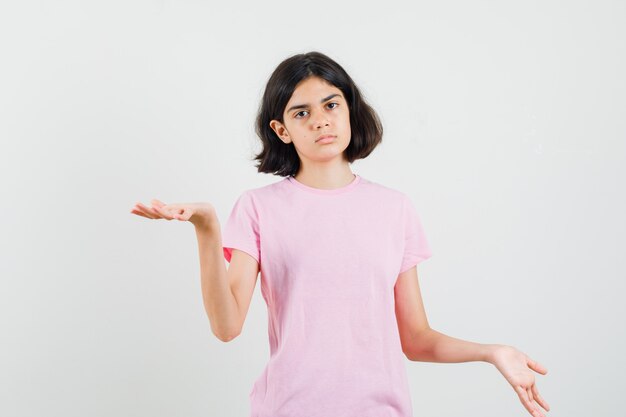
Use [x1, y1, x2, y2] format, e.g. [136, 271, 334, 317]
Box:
[269, 120, 291, 144]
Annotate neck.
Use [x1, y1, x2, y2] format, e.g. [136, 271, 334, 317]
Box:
[293, 164, 355, 190]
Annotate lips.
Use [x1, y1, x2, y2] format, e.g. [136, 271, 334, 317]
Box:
[316, 134, 336, 142]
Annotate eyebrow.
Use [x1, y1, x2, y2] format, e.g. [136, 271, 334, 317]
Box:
[286, 93, 342, 113]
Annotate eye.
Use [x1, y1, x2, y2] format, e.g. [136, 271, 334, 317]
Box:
[294, 103, 339, 119]
[295, 110, 308, 118]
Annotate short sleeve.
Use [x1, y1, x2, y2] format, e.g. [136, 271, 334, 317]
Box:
[222, 191, 261, 265]
[399, 194, 432, 273]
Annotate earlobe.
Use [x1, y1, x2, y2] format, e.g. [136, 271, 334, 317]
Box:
[269, 120, 290, 144]
[279, 134, 291, 144]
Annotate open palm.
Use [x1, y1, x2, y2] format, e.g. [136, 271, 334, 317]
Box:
[491, 345, 550, 417]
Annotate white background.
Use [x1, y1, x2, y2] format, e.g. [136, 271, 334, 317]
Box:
[1, 1, 624, 416]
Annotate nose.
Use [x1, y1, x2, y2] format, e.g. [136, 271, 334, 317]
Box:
[313, 114, 330, 129]
[309, 107, 330, 129]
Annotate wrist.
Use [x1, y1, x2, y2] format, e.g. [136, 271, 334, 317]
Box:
[192, 212, 219, 230]
[483, 343, 508, 364]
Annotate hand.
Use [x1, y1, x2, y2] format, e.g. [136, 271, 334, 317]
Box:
[490, 345, 550, 417]
[130, 199, 216, 228]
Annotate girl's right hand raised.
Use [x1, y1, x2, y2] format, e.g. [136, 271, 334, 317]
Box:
[130, 199, 217, 228]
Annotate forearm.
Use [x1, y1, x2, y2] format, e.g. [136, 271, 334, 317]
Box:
[405, 328, 503, 364]
[194, 222, 240, 342]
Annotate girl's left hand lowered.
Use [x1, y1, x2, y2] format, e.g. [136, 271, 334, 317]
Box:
[490, 345, 550, 417]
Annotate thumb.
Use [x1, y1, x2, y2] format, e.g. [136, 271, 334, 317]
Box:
[527, 358, 547, 375]
[151, 199, 166, 207]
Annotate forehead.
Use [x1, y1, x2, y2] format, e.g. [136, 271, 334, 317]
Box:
[288, 77, 343, 101]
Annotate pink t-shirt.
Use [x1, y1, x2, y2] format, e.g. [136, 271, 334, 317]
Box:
[222, 173, 432, 417]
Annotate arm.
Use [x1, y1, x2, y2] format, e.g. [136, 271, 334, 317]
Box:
[394, 265, 502, 362]
[394, 266, 550, 417]
[404, 328, 501, 363]
[194, 220, 240, 342]
[194, 218, 260, 343]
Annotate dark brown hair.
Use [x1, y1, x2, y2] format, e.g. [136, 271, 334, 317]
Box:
[252, 51, 383, 177]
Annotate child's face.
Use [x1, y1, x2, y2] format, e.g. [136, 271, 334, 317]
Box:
[270, 76, 351, 166]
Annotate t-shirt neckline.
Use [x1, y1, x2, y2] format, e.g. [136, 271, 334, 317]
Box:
[287, 173, 361, 195]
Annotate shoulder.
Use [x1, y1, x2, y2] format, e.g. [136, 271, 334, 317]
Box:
[358, 176, 409, 203]
[235, 176, 291, 208]
[243, 176, 288, 196]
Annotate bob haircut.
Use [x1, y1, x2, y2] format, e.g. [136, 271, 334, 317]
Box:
[253, 51, 383, 177]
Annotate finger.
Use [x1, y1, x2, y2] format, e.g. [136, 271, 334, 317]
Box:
[151, 199, 166, 207]
[531, 384, 550, 412]
[134, 203, 159, 219]
[156, 205, 183, 220]
[130, 209, 152, 219]
[528, 357, 548, 375]
[135, 208, 157, 219]
[136, 202, 157, 212]
[152, 205, 174, 220]
[527, 387, 540, 415]
[515, 385, 542, 417]
[527, 387, 544, 417]
[136, 204, 161, 219]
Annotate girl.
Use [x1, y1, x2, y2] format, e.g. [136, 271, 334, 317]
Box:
[131, 51, 550, 417]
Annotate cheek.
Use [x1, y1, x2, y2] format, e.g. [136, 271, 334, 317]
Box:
[340, 117, 351, 135]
